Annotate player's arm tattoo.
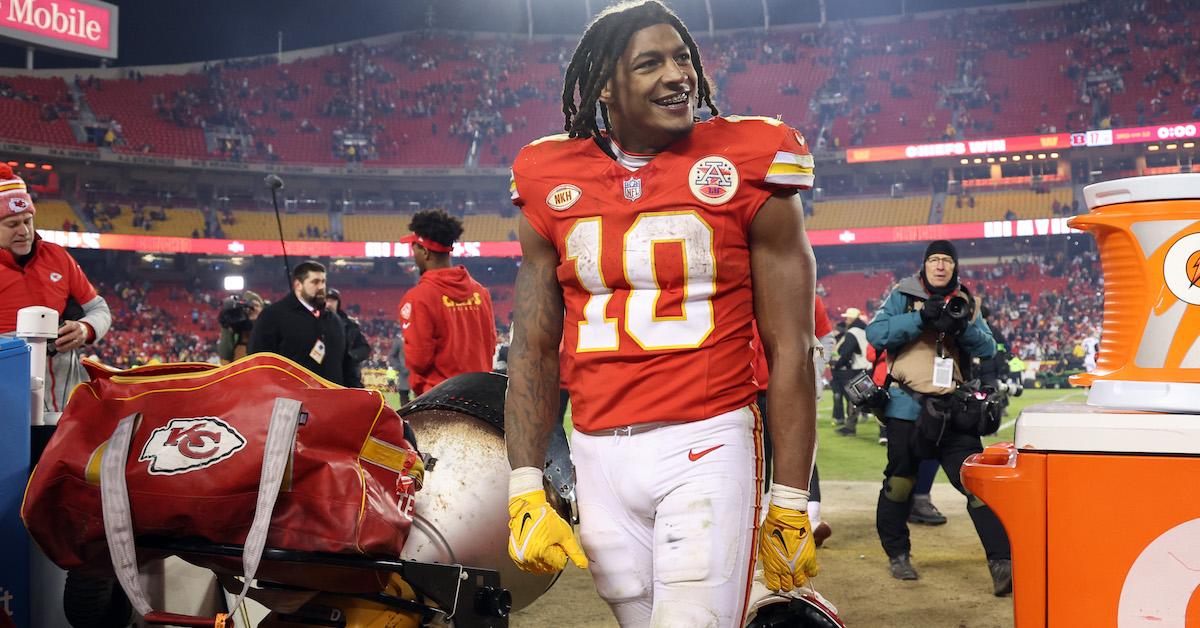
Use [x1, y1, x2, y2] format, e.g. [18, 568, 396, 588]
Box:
[751, 190, 819, 491]
[506, 217, 565, 470]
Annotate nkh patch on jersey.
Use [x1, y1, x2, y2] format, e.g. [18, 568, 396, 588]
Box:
[138, 417, 248, 475]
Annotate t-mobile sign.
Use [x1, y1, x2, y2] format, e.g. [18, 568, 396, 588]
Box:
[0, 0, 117, 59]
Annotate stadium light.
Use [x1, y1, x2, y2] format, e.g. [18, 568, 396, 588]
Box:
[986, 157, 995, 163]
[1050, 153, 1059, 159]
[23, 163, 35, 169]
[224, 275, 245, 291]
[1012, 155, 1021, 161]
[1148, 145, 1160, 151]
[1037, 153, 1047, 159]
[1166, 143, 1178, 150]
[973, 158, 982, 164]
[1024, 155, 1033, 160]
[999, 156, 1008, 162]
[1185, 142, 1196, 149]
[40, 164, 53, 171]
[5, 161, 16, 167]
[959, 158, 968, 164]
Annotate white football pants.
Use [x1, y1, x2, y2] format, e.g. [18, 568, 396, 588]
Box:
[571, 405, 763, 628]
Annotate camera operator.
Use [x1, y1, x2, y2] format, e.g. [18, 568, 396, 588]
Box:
[0, 166, 111, 412]
[216, 290, 264, 364]
[833, 308, 869, 437]
[249, 260, 348, 385]
[866, 240, 1012, 596]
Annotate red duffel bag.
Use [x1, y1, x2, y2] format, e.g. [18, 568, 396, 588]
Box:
[22, 354, 422, 601]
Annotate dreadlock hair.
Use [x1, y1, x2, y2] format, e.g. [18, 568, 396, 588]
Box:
[562, 0, 718, 141]
[408, 209, 464, 254]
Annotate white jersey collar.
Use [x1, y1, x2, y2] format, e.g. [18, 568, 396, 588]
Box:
[606, 137, 654, 172]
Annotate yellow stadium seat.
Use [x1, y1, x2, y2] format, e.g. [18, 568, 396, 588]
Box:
[342, 212, 520, 243]
[460, 214, 520, 242]
[224, 211, 332, 241]
[32, 199, 83, 230]
[942, 187, 1073, 223]
[105, 206, 207, 238]
[809, 195, 932, 229]
[342, 214, 412, 242]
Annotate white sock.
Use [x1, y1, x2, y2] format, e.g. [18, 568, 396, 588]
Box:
[808, 501, 822, 525]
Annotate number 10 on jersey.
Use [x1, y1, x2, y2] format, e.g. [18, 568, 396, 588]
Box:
[565, 211, 717, 352]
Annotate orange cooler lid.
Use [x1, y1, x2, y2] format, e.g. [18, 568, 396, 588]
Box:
[1084, 172, 1200, 209]
[1016, 402, 1200, 455]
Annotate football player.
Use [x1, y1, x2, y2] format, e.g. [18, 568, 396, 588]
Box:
[504, 1, 820, 625]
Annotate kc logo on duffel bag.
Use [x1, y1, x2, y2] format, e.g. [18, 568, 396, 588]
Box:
[139, 417, 248, 475]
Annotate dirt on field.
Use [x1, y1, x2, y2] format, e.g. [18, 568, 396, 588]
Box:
[510, 482, 1015, 628]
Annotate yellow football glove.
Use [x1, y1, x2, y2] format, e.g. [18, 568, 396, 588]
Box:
[758, 503, 819, 592]
[507, 489, 588, 574]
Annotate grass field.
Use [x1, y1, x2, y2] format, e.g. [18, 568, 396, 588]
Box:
[389, 386, 1087, 481]
[553, 387, 1086, 482]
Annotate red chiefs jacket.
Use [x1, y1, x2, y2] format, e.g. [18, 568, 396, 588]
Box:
[398, 266, 496, 395]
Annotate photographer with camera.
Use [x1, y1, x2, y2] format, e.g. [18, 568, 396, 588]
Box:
[865, 240, 1012, 596]
[216, 290, 264, 364]
[833, 308, 869, 437]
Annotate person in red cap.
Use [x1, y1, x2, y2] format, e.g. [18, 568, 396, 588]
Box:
[0, 163, 111, 412]
[397, 209, 496, 396]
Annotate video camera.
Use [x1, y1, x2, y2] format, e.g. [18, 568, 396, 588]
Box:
[218, 294, 255, 333]
[844, 371, 890, 419]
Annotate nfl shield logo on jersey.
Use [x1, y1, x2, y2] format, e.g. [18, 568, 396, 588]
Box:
[623, 177, 642, 202]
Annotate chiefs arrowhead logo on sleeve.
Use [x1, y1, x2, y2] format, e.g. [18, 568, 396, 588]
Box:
[138, 417, 247, 475]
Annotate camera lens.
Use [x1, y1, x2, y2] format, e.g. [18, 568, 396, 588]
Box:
[945, 295, 970, 319]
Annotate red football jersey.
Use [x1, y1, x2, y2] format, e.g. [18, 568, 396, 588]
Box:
[511, 116, 814, 432]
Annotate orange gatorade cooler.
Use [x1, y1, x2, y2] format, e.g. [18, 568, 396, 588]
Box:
[963, 409, 1200, 627]
[1068, 173, 1200, 411]
[963, 172, 1200, 627]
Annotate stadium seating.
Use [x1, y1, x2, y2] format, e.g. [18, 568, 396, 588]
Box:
[942, 187, 1073, 223]
[33, 199, 84, 230]
[809, 195, 932, 230]
[343, 213, 413, 242]
[0, 77, 82, 148]
[223, 211, 332, 241]
[84, 74, 211, 157]
[820, 270, 896, 314]
[3, 1, 1192, 167]
[460, 214, 520, 242]
[104, 206, 208, 238]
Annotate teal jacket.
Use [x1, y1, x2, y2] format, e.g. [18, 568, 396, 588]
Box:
[865, 276, 996, 421]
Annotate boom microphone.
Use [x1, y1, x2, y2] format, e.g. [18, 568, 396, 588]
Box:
[265, 174, 291, 285]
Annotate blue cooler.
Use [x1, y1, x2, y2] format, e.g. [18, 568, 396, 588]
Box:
[0, 337, 31, 628]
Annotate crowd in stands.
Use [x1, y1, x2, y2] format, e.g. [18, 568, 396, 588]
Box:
[6, 1, 1198, 166]
[79, 251, 1102, 389]
[89, 280, 214, 368]
[970, 250, 1104, 375]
